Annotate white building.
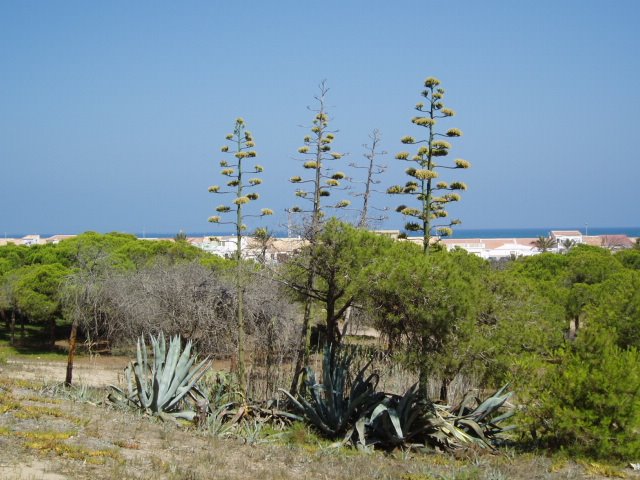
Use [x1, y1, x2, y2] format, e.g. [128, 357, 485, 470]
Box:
[550, 230, 584, 251]
[443, 238, 537, 260]
[21, 234, 42, 246]
[244, 237, 306, 263]
[189, 236, 248, 258]
[45, 234, 77, 244]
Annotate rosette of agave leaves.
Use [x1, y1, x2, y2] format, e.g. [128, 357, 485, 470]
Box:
[109, 333, 211, 421]
[281, 345, 515, 452]
[280, 345, 384, 440]
[358, 383, 515, 451]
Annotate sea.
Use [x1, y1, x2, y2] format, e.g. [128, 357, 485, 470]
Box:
[447, 226, 640, 239]
[136, 226, 640, 239]
[8, 226, 639, 240]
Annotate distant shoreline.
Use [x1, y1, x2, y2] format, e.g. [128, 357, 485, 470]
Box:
[162, 226, 640, 240]
[446, 226, 640, 239]
[4, 226, 640, 240]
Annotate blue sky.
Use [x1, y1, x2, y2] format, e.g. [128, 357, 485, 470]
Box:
[1, 0, 639, 235]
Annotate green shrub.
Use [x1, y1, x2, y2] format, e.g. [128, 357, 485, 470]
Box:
[528, 326, 640, 460]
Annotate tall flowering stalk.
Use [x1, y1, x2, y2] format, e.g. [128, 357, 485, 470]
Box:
[208, 118, 271, 393]
[288, 81, 350, 394]
[289, 80, 350, 237]
[350, 129, 388, 229]
[388, 77, 470, 252]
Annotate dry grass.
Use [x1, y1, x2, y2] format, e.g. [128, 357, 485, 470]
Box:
[0, 361, 638, 479]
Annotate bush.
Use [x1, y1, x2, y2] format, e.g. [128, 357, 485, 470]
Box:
[528, 326, 640, 460]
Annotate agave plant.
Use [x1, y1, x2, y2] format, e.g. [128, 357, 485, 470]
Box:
[359, 384, 514, 451]
[109, 333, 211, 421]
[450, 384, 515, 446]
[280, 345, 384, 439]
[359, 383, 435, 448]
[280, 346, 515, 451]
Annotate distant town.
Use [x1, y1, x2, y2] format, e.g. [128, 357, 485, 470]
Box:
[2, 230, 637, 263]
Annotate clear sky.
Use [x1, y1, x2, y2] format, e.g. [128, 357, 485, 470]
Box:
[1, 0, 639, 235]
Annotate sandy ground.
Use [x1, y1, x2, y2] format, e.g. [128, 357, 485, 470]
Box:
[0, 460, 67, 480]
[1, 357, 638, 479]
[4, 355, 234, 388]
[5, 357, 128, 387]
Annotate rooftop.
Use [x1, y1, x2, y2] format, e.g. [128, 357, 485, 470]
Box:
[550, 230, 583, 236]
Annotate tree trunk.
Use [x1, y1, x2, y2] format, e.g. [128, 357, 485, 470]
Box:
[326, 299, 337, 349]
[49, 317, 56, 347]
[439, 376, 451, 404]
[418, 335, 430, 398]
[289, 294, 313, 396]
[10, 309, 16, 346]
[264, 316, 276, 397]
[65, 318, 79, 386]
[418, 365, 429, 399]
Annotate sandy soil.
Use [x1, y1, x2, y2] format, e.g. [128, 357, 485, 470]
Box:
[0, 460, 67, 480]
[1, 358, 637, 480]
[4, 355, 233, 388]
[5, 357, 127, 387]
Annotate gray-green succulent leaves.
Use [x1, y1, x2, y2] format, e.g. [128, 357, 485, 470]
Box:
[360, 383, 436, 448]
[109, 333, 211, 421]
[450, 384, 516, 446]
[280, 346, 384, 439]
[280, 346, 515, 451]
[360, 383, 515, 451]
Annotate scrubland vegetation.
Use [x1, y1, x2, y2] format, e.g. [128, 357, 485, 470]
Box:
[2, 77, 640, 478]
[1, 226, 640, 478]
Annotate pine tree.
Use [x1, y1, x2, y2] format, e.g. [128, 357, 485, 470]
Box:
[388, 77, 470, 252]
[208, 118, 272, 393]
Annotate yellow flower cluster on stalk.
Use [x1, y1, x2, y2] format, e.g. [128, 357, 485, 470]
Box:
[207, 117, 272, 396]
[387, 76, 471, 252]
[289, 82, 351, 216]
[208, 118, 272, 227]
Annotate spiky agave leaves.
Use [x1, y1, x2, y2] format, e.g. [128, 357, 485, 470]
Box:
[109, 333, 211, 421]
[451, 384, 515, 446]
[359, 383, 435, 449]
[411, 385, 514, 450]
[280, 345, 384, 439]
[359, 384, 515, 451]
[278, 348, 515, 451]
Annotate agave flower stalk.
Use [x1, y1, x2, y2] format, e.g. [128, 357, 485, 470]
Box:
[349, 129, 388, 229]
[208, 118, 272, 394]
[287, 81, 351, 395]
[388, 76, 470, 252]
